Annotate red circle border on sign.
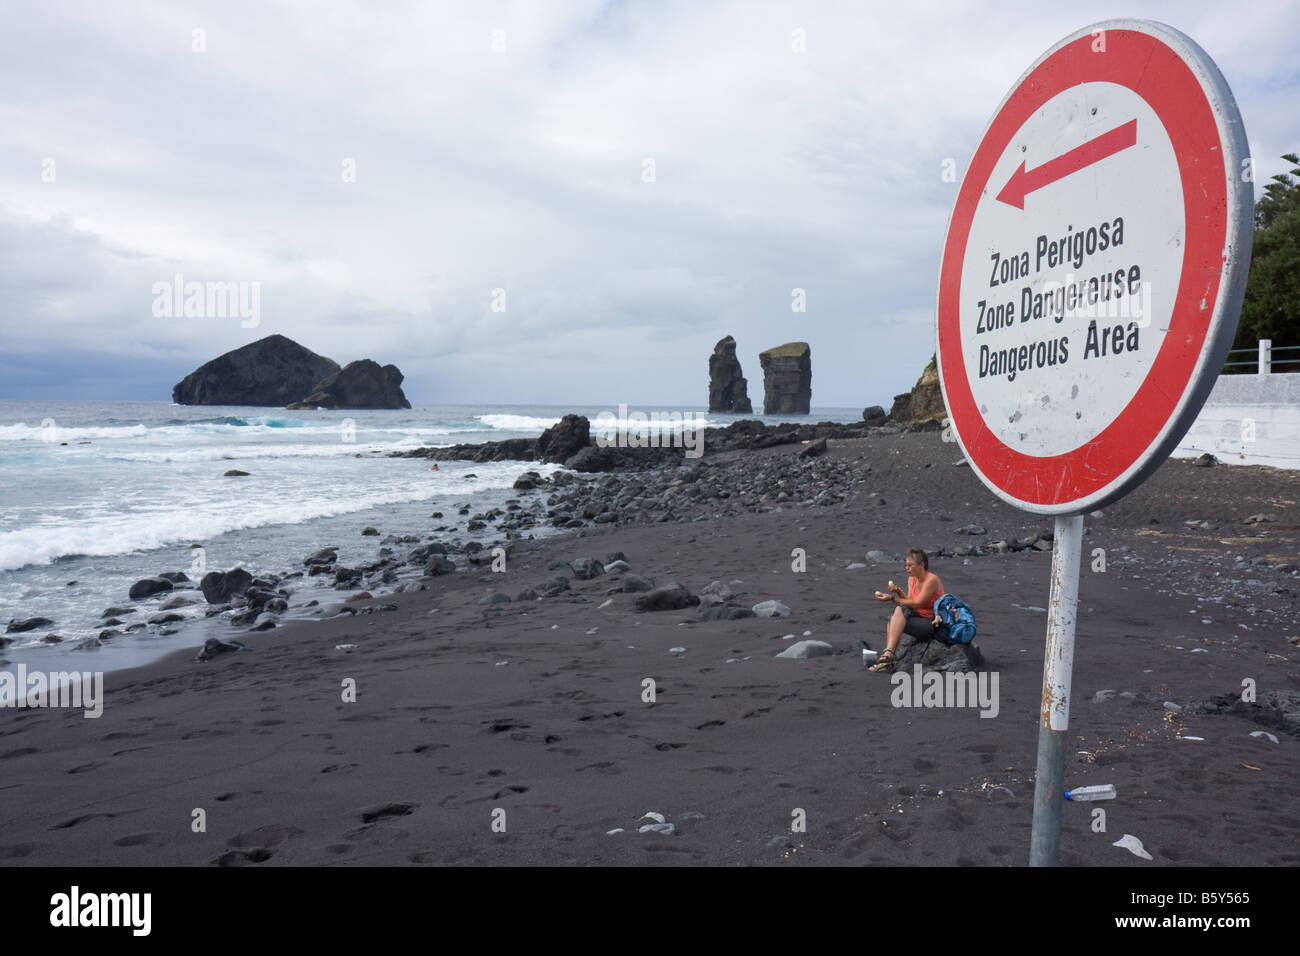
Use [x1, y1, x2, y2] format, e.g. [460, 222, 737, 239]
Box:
[938, 28, 1228, 509]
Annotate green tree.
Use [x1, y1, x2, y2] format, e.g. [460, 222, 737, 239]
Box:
[1230, 153, 1300, 370]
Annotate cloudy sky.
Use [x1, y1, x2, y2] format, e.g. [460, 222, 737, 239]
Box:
[2, 0, 1296, 408]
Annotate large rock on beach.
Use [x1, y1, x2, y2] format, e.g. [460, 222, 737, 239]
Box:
[172, 334, 340, 406]
[200, 568, 254, 604]
[6, 617, 55, 634]
[538, 414, 590, 463]
[288, 359, 411, 410]
[708, 335, 753, 413]
[889, 362, 946, 424]
[634, 583, 699, 611]
[129, 577, 174, 600]
[885, 633, 983, 672]
[759, 342, 811, 414]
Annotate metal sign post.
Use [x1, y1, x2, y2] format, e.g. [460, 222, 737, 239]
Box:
[934, 20, 1252, 865]
[1030, 513, 1082, 866]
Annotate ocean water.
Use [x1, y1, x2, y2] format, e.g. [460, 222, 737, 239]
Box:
[0, 401, 863, 686]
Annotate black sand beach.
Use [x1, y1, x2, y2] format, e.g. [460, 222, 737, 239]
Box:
[2, 431, 1297, 866]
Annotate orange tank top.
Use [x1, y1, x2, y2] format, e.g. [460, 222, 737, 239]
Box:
[910, 572, 944, 619]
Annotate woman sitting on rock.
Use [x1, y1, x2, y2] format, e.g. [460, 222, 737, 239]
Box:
[868, 548, 944, 673]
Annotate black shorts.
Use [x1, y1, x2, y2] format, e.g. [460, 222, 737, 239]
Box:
[901, 606, 936, 638]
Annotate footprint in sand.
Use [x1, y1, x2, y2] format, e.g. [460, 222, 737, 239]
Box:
[113, 833, 157, 847]
[358, 802, 418, 824]
[211, 848, 272, 866]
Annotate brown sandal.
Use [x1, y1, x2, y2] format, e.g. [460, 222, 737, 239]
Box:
[867, 648, 897, 673]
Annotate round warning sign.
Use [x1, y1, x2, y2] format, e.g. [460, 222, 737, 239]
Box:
[936, 19, 1252, 515]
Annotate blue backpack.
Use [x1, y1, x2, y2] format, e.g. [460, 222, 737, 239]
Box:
[932, 594, 978, 644]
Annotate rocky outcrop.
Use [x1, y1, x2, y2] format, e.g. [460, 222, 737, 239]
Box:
[173, 334, 340, 406]
[537, 414, 590, 462]
[759, 342, 811, 414]
[889, 362, 946, 424]
[708, 336, 753, 413]
[288, 359, 411, 410]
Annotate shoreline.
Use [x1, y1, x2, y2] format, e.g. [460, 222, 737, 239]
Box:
[1, 430, 1297, 865]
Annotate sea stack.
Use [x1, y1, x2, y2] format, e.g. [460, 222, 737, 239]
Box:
[759, 342, 811, 414]
[708, 335, 753, 413]
[287, 359, 411, 410]
[172, 334, 340, 406]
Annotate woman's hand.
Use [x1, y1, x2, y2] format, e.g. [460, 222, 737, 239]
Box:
[888, 581, 904, 596]
[874, 591, 891, 601]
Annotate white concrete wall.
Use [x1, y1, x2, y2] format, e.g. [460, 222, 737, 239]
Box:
[1172, 373, 1300, 469]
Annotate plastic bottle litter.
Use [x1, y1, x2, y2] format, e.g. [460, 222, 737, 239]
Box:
[862, 648, 878, 667]
[1064, 784, 1116, 801]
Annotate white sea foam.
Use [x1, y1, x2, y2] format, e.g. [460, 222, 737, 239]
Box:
[476, 414, 562, 432]
[0, 423, 151, 441]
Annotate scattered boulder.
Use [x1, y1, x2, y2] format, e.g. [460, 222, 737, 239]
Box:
[304, 547, 338, 566]
[634, 584, 699, 611]
[752, 600, 791, 618]
[570, 557, 606, 580]
[200, 568, 254, 604]
[129, 577, 174, 600]
[776, 639, 833, 659]
[619, 573, 656, 593]
[196, 637, 248, 662]
[698, 604, 755, 621]
[223, 469, 250, 477]
[6, 617, 55, 633]
[799, 437, 828, 459]
[887, 633, 983, 672]
[862, 405, 887, 425]
[424, 556, 456, 577]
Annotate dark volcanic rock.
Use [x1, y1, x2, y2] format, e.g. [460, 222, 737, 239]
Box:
[424, 555, 456, 576]
[889, 363, 946, 424]
[862, 405, 887, 425]
[708, 335, 753, 413]
[200, 568, 254, 604]
[634, 583, 699, 611]
[196, 638, 247, 662]
[129, 577, 174, 600]
[289, 359, 411, 410]
[172, 334, 340, 406]
[759, 342, 811, 414]
[570, 557, 605, 580]
[7, 617, 54, 634]
[538, 415, 590, 463]
[887, 633, 983, 672]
